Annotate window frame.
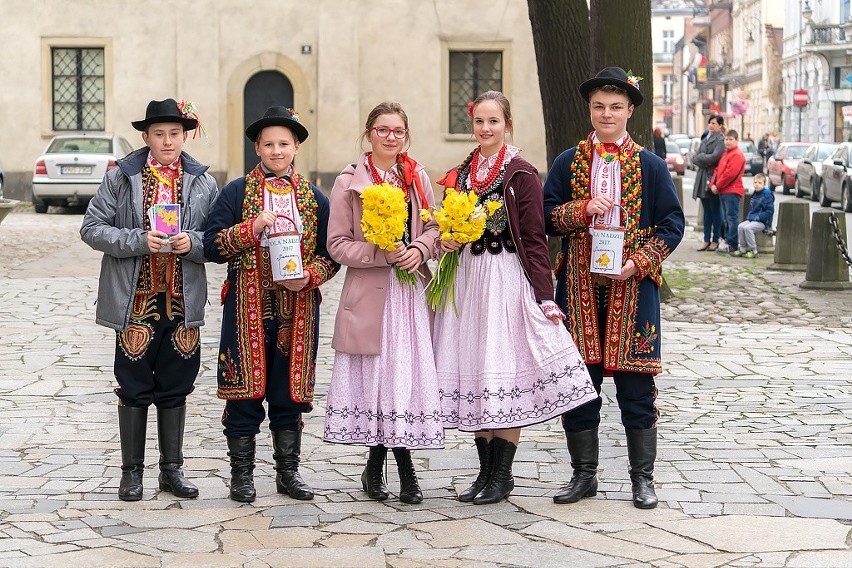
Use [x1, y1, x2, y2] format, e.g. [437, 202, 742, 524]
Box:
[441, 40, 512, 140]
[41, 37, 113, 136]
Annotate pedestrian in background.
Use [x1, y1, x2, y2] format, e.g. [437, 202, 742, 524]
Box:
[733, 172, 774, 258]
[652, 128, 667, 160]
[203, 107, 339, 503]
[691, 115, 725, 251]
[80, 98, 218, 502]
[543, 67, 685, 510]
[323, 102, 441, 505]
[709, 129, 746, 254]
[435, 91, 596, 506]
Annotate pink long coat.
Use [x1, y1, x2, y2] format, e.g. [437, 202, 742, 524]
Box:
[327, 153, 439, 355]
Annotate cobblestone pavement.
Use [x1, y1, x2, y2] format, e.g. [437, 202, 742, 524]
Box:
[0, 206, 850, 568]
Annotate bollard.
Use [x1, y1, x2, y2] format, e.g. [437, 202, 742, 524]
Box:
[768, 201, 810, 271]
[756, 230, 775, 254]
[696, 200, 704, 232]
[800, 209, 852, 290]
[671, 177, 687, 225]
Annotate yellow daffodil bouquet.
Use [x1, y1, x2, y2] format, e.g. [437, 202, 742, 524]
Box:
[426, 188, 501, 312]
[360, 182, 418, 286]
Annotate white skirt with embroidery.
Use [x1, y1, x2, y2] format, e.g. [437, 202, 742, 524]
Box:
[434, 247, 597, 431]
[323, 272, 444, 449]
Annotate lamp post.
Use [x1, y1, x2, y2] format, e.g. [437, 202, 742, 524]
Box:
[798, 0, 814, 142]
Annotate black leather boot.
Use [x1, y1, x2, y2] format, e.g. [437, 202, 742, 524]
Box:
[272, 430, 314, 500]
[473, 437, 517, 505]
[227, 436, 256, 503]
[626, 428, 658, 509]
[361, 445, 389, 500]
[458, 436, 493, 502]
[156, 406, 199, 499]
[118, 405, 147, 502]
[553, 428, 599, 504]
[392, 448, 423, 504]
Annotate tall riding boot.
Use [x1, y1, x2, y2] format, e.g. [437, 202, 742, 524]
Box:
[361, 445, 389, 500]
[473, 437, 517, 505]
[392, 448, 423, 504]
[626, 428, 658, 509]
[553, 428, 599, 504]
[458, 436, 493, 502]
[156, 406, 199, 498]
[118, 405, 147, 502]
[227, 435, 256, 503]
[272, 430, 314, 500]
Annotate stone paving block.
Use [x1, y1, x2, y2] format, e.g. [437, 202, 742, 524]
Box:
[609, 527, 717, 555]
[456, 542, 620, 567]
[318, 517, 395, 535]
[721, 502, 786, 516]
[786, 549, 852, 567]
[651, 515, 851, 552]
[522, 520, 672, 563]
[114, 527, 218, 553]
[767, 495, 852, 520]
[0, 547, 159, 568]
[409, 518, 528, 548]
[249, 547, 387, 567]
[319, 533, 376, 548]
[375, 528, 431, 554]
[162, 553, 247, 568]
[110, 508, 255, 529]
[667, 552, 749, 567]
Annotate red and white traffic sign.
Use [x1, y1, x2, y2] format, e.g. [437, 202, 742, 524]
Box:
[793, 89, 809, 107]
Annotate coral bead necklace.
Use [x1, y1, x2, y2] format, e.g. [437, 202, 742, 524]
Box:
[469, 144, 507, 194]
[367, 152, 409, 200]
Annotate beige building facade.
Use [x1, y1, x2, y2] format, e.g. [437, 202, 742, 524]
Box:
[1, 0, 547, 199]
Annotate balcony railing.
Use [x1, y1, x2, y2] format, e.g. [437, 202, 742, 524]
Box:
[653, 95, 674, 106]
[807, 25, 847, 45]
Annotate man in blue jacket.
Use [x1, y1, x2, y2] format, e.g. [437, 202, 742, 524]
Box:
[81, 99, 218, 501]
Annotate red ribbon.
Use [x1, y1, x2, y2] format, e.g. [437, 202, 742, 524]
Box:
[396, 152, 429, 208]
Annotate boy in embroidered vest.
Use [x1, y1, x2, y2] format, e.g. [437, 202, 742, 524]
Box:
[203, 107, 339, 503]
[543, 67, 685, 509]
[81, 98, 219, 501]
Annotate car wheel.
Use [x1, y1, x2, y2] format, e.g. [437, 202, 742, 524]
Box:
[810, 178, 820, 202]
[32, 196, 48, 214]
[795, 178, 806, 198]
[0, 175, 4, 199]
[767, 175, 775, 191]
[843, 184, 852, 213]
[818, 181, 832, 207]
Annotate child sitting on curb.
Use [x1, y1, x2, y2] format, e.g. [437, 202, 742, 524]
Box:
[732, 173, 774, 259]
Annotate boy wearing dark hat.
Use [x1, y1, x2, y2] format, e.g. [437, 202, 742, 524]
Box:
[543, 67, 685, 509]
[203, 107, 339, 503]
[81, 98, 219, 501]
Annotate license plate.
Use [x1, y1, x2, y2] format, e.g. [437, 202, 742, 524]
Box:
[60, 165, 92, 175]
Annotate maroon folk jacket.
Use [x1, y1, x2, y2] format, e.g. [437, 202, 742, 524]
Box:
[442, 155, 554, 302]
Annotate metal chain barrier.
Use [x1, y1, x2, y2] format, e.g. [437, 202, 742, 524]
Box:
[828, 211, 852, 268]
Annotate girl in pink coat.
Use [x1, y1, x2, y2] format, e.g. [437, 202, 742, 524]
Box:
[324, 102, 441, 504]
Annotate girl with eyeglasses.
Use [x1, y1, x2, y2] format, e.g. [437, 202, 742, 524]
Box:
[323, 102, 442, 505]
[433, 91, 596, 505]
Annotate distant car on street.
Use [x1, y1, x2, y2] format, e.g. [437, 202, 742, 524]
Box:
[795, 143, 838, 201]
[31, 133, 134, 213]
[819, 142, 852, 211]
[665, 141, 685, 175]
[738, 140, 763, 177]
[767, 142, 810, 194]
[684, 137, 701, 170]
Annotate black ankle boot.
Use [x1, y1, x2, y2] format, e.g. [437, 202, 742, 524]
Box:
[361, 445, 389, 500]
[227, 436, 256, 503]
[626, 428, 658, 509]
[272, 430, 314, 500]
[156, 406, 199, 499]
[118, 405, 147, 502]
[392, 448, 423, 504]
[553, 428, 599, 504]
[473, 437, 517, 505]
[458, 437, 492, 502]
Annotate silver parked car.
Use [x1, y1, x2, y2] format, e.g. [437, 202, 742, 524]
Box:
[819, 142, 852, 211]
[32, 133, 134, 213]
[794, 143, 838, 200]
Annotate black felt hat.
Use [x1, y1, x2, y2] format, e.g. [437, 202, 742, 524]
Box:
[131, 98, 198, 131]
[579, 67, 644, 107]
[245, 106, 309, 143]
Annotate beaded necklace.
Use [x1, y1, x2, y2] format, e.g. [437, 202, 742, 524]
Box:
[468, 144, 507, 194]
[367, 152, 409, 201]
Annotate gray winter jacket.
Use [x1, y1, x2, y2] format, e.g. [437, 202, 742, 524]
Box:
[692, 131, 725, 199]
[80, 147, 219, 331]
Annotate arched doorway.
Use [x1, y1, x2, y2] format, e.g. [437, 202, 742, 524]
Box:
[243, 71, 294, 172]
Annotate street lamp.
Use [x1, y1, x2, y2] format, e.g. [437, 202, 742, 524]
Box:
[745, 16, 762, 44]
[797, 0, 812, 141]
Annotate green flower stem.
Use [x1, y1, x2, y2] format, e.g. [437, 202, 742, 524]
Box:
[394, 264, 418, 287]
[426, 251, 460, 313]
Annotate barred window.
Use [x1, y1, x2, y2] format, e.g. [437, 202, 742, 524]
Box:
[52, 47, 105, 131]
[448, 51, 502, 134]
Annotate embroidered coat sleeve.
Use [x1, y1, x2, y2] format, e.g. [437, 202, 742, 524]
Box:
[543, 148, 591, 236]
[629, 154, 685, 281]
[81, 169, 149, 258]
[303, 187, 340, 290]
[203, 179, 259, 264]
[512, 165, 555, 302]
[180, 172, 219, 265]
[327, 169, 392, 268]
